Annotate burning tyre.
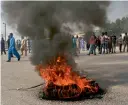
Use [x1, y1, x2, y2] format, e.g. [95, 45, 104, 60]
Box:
[36, 55, 105, 100]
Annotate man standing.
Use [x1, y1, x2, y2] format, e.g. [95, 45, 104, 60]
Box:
[123, 32, 128, 52]
[7, 35, 10, 49]
[100, 32, 105, 54]
[108, 36, 112, 53]
[16, 40, 21, 50]
[76, 35, 80, 54]
[18, 40, 21, 50]
[72, 36, 77, 56]
[88, 34, 97, 55]
[104, 32, 109, 54]
[96, 36, 101, 54]
[27, 38, 31, 53]
[86, 41, 90, 50]
[80, 37, 85, 51]
[111, 34, 117, 53]
[20, 36, 27, 56]
[118, 35, 123, 53]
[1, 37, 6, 55]
[7, 33, 20, 62]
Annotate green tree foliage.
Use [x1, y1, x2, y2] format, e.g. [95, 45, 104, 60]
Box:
[104, 17, 128, 36]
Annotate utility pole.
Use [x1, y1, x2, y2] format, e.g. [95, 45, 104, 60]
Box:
[3, 23, 6, 41]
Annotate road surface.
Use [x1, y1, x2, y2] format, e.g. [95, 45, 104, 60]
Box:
[1, 52, 128, 105]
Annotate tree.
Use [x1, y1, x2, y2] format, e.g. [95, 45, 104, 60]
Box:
[104, 17, 128, 36]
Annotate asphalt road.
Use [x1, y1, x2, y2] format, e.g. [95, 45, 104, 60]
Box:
[1, 52, 128, 105]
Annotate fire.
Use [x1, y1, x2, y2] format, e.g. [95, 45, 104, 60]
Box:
[36, 55, 100, 99]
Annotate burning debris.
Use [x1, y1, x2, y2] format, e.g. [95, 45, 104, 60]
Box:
[36, 55, 105, 100]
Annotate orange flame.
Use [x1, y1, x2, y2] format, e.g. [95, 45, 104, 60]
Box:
[36, 55, 99, 98]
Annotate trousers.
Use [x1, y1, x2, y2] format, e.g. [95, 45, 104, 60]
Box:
[119, 44, 122, 52]
[89, 44, 96, 55]
[1, 48, 6, 55]
[112, 43, 116, 53]
[123, 43, 128, 52]
[8, 47, 20, 61]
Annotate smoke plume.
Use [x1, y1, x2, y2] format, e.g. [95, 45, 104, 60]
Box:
[1, 1, 110, 67]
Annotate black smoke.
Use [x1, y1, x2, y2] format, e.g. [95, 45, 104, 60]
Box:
[1, 1, 110, 67]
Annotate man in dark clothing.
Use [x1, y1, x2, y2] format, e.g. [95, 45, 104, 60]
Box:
[123, 33, 128, 52]
[96, 36, 101, 54]
[1, 37, 6, 55]
[86, 41, 90, 50]
[7, 35, 10, 49]
[111, 34, 117, 53]
[118, 35, 123, 52]
[27, 39, 31, 53]
[108, 36, 112, 53]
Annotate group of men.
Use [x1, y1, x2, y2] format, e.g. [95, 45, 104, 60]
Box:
[72, 35, 85, 55]
[71, 32, 128, 56]
[1, 33, 28, 62]
[88, 32, 128, 55]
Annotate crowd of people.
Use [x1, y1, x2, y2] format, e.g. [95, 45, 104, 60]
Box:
[72, 32, 128, 56]
[1, 33, 32, 62]
[1, 32, 128, 62]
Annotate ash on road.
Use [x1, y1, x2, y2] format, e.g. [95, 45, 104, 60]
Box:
[1, 53, 128, 105]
